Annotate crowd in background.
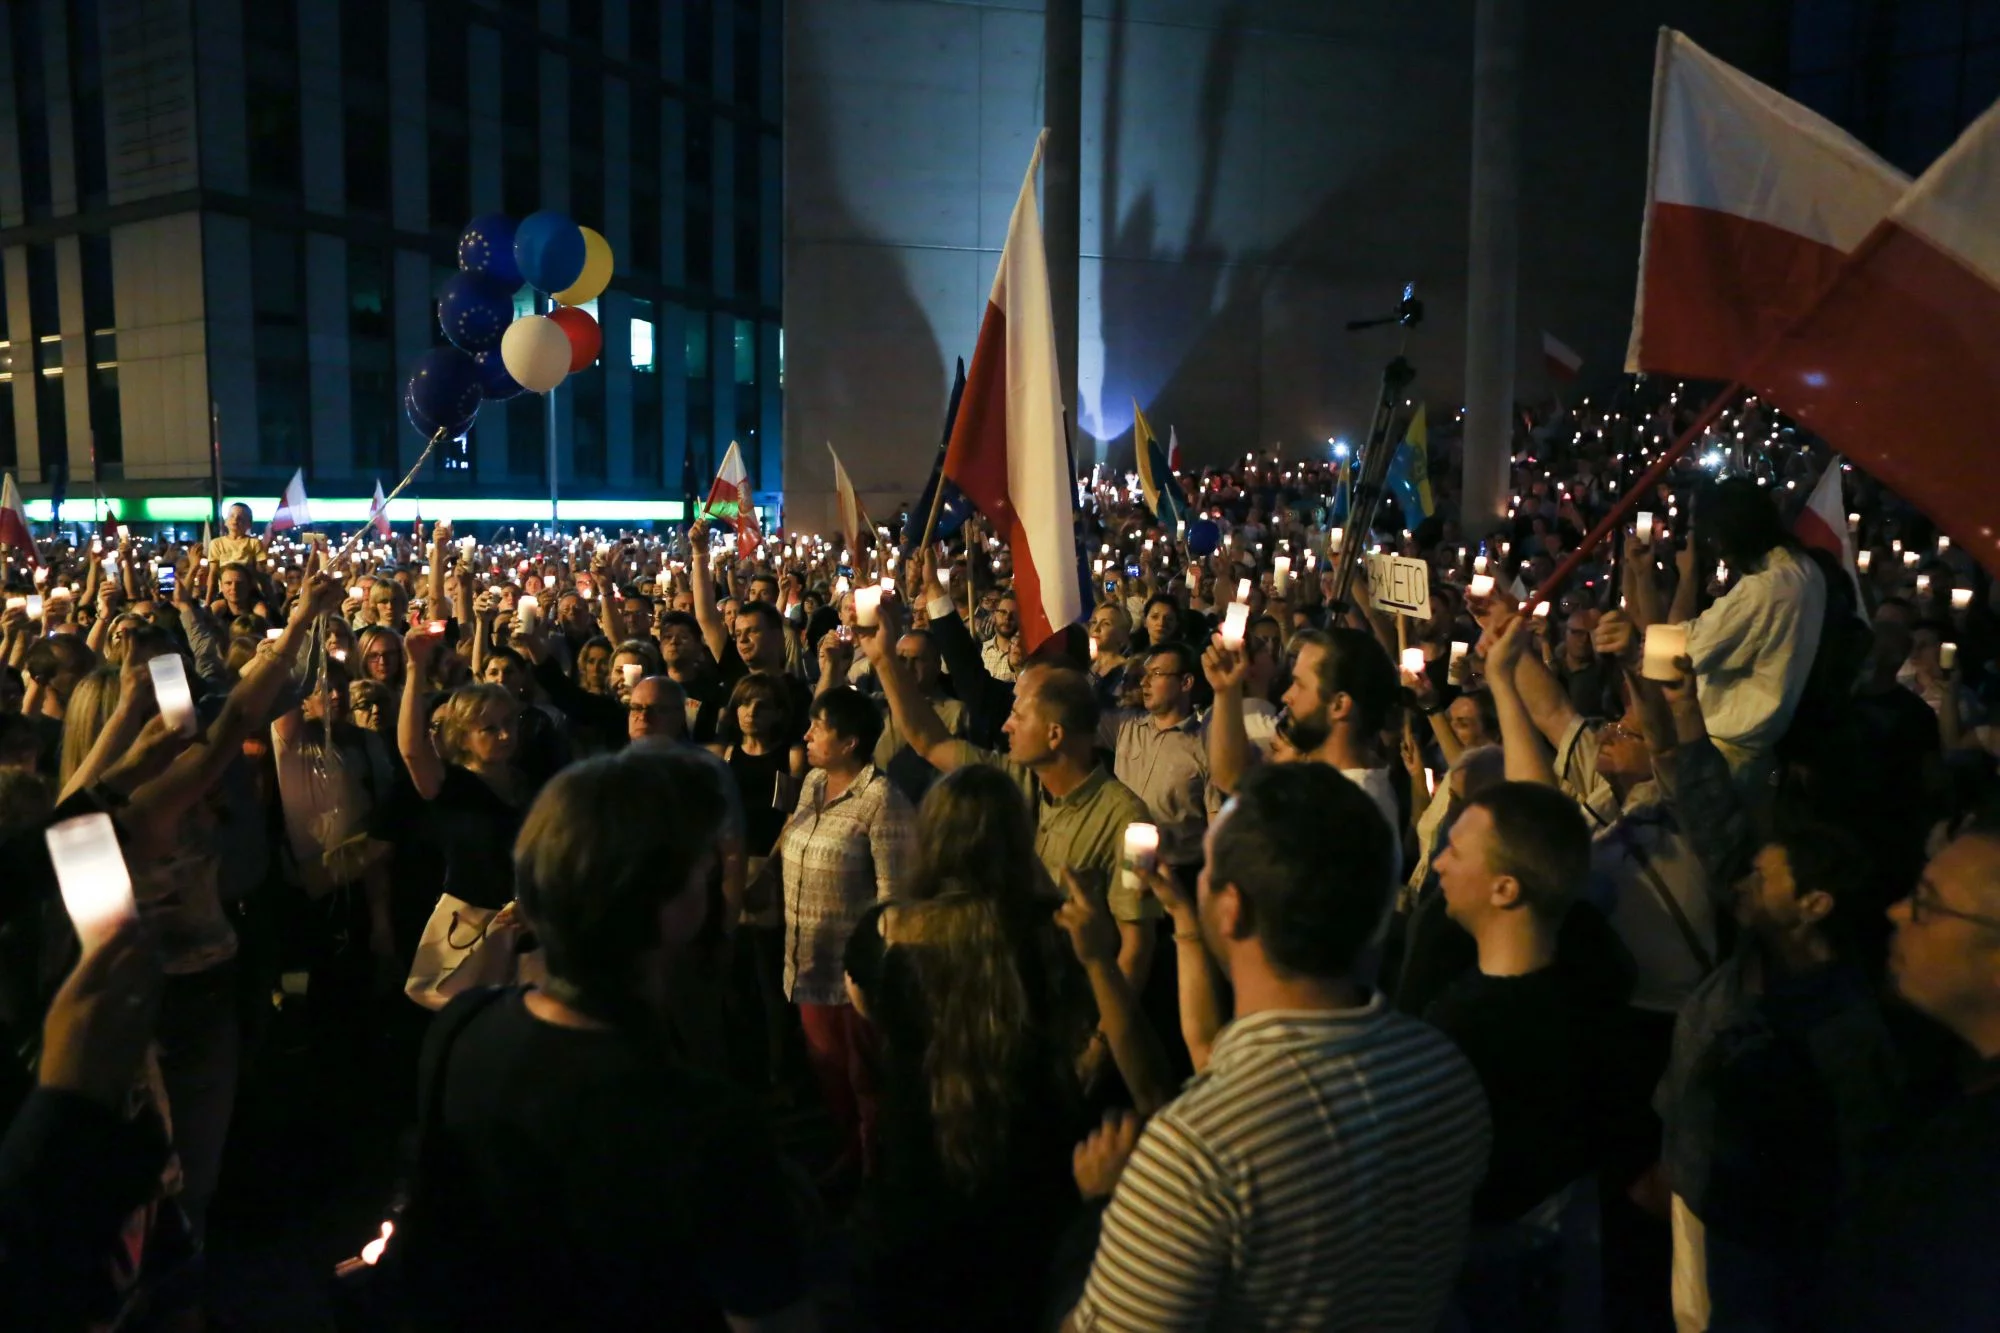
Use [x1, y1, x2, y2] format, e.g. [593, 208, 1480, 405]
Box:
[1, 377, 1997, 1332]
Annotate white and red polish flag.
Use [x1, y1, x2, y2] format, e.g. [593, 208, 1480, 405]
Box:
[265, 468, 312, 538]
[1543, 332, 1583, 383]
[1794, 457, 1866, 608]
[702, 440, 762, 559]
[941, 130, 1081, 652]
[1751, 98, 2000, 579]
[0, 472, 36, 568]
[368, 479, 393, 538]
[1625, 28, 1909, 382]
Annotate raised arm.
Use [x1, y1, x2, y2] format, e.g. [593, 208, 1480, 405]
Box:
[1623, 530, 1666, 630]
[1668, 539, 1702, 626]
[398, 626, 449, 800]
[687, 520, 730, 664]
[859, 596, 967, 774]
[1201, 638, 1255, 797]
[1487, 613, 1559, 788]
[427, 521, 449, 614]
[1140, 865, 1226, 1074]
[1057, 870, 1176, 1116]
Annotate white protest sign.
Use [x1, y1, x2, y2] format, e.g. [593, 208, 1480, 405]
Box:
[1366, 552, 1431, 620]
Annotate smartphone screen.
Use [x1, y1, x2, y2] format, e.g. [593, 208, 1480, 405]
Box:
[46, 813, 138, 953]
[159, 565, 177, 592]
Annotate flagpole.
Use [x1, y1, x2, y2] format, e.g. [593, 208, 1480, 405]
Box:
[917, 462, 951, 554]
[546, 295, 560, 534]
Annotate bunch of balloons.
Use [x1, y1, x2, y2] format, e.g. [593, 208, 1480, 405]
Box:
[404, 210, 615, 442]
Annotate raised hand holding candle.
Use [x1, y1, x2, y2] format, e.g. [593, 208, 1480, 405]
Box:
[1121, 822, 1159, 891]
[1400, 647, 1425, 676]
[46, 813, 137, 954]
[853, 585, 884, 627]
[1272, 556, 1291, 594]
[1941, 642, 1959, 670]
[1469, 574, 1496, 598]
[1220, 602, 1250, 647]
[148, 653, 198, 737]
[1642, 623, 1688, 682]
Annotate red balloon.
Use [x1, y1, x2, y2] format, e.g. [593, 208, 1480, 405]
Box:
[547, 306, 602, 372]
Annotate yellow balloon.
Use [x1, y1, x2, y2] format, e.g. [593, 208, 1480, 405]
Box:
[554, 226, 613, 306]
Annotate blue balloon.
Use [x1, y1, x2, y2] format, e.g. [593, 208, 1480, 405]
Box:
[437, 272, 517, 355]
[472, 349, 524, 402]
[405, 383, 474, 441]
[408, 347, 483, 434]
[513, 210, 586, 293]
[458, 214, 521, 287]
[1185, 518, 1220, 557]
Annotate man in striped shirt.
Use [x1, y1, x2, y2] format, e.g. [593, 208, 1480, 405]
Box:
[1064, 764, 1491, 1332]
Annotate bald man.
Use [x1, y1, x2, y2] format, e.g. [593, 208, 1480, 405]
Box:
[1831, 828, 2000, 1330]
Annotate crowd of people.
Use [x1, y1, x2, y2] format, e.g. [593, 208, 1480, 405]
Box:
[1, 378, 1997, 1332]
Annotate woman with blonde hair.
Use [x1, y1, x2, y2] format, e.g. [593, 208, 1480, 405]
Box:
[399, 628, 537, 913]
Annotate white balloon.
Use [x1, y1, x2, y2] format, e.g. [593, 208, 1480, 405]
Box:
[500, 315, 571, 394]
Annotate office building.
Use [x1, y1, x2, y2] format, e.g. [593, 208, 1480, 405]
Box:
[0, 0, 781, 528]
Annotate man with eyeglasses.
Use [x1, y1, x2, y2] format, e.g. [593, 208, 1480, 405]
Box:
[1828, 827, 2000, 1330]
[1099, 641, 1211, 895]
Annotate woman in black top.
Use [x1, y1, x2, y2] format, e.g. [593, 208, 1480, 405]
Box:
[399, 632, 541, 911]
[709, 672, 806, 859]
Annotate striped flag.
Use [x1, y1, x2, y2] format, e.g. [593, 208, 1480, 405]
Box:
[1167, 424, 1183, 473]
[1132, 401, 1188, 527]
[826, 441, 873, 559]
[1750, 99, 2000, 579]
[1794, 457, 1865, 609]
[0, 472, 35, 568]
[1626, 28, 1908, 381]
[265, 468, 311, 538]
[941, 131, 1081, 652]
[1543, 332, 1583, 383]
[702, 440, 761, 559]
[368, 479, 393, 538]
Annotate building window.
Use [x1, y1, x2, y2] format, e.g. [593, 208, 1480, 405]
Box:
[340, 0, 389, 91]
[687, 202, 712, 290]
[247, 82, 303, 199]
[67, 0, 110, 212]
[632, 300, 660, 485]
[500, 33, 541, 216]
[572, 366, 605, 480]
[570, 0, 602, 44]
[430, 121, 471, 233]
[571, 72, 604, 226]
[251, 229, 307, 468]
[684, 1, 713, 88]
[685, 316, 709, 381]
[507, 392, 544, 479]
[733, 318, 755, 384]
[426, 5, 468, 109]
[11, 4, 52, 222]
[349, 245, 391, 342]
[734, 2, 761, 109]
[345, 102, 392, 218]
[352, 362, 397, 478]
[630, 0, 660, 70]
[80, 235, 120, 472]
[630, 303, 656, 372]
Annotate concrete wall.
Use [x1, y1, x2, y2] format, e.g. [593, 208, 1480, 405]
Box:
[782, 0, 1787, 533]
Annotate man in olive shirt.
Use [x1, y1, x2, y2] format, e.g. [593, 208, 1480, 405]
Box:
[863, 596, 1159, 988]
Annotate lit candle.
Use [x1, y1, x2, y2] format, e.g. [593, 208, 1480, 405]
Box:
[1448, 641, 1470, 684]
[1468, 574, 1496, 598]
[622, 663, 642, 687]
[1220, 602, 1250, 647]
[1938, 535, 1951, 553]
[1121, 823, 1159, 889]
[1237, 578, 1252, 603]
[853, 585, 883, 627]
[1904, 550, 1920, 568]
[1952, 588, 1973, 612]
[1916, 574, 1932, 596]
[1272, 556, 1291, 594]
[1642, 623, 1688, 681]
[1186, 567, 1200, 591]
[1329, 527, 1345, 554]
[44, 813, 138, 954]
[1848, 512, 1861, 533]
[1857, 550, 1872, 573]
[148, 654, 198, 737]
[1400, 646, 1425, 676]
[1636, 511, 1654, 544]
[1532, 601, 1551, 620]
[25, 594, 42, 620]
[427, 619, 447, 635]
[1474, 554, 1489, 576]
[1941, 641, 1959, 670]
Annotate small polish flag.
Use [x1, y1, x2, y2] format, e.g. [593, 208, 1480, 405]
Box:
[266, 468, 312, 538]
[701, 441, 762, 560]
[1793, 457, 1865, 611]
[1543, 332, 1583, 383]
[368, 479, 393, 538]
[0, 472, 36, 568]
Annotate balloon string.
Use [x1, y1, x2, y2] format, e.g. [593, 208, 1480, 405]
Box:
[331, 429, 447, 566]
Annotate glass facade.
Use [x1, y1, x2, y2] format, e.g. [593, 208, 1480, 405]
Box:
[0, 0, 781, 506]
[1790, 0, 2000, 173]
